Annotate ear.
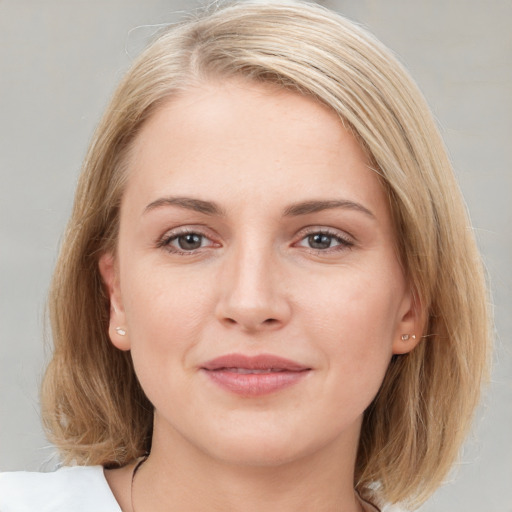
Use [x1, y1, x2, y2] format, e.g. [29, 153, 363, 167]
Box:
[392, 287, 425, 355]
[98, 252, 131, 351]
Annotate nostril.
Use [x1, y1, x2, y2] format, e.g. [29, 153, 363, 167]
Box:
[222, 317, 279, 328]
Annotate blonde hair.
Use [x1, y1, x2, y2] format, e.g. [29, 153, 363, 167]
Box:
[42, 1, 491, 508]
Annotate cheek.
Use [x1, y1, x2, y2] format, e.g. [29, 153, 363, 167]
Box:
[121, 264, 215, 368]
[301, 265, 402, 342]
[120, 268, 216, 416]
[299, 268, 402, 394]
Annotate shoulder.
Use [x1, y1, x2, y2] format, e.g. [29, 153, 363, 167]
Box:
[0, 465, 122, 512]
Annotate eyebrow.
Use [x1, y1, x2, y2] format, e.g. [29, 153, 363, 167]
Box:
[143, 196, 374, 219]
[283, 199, 375, 219]
[144, 196, 226, 216]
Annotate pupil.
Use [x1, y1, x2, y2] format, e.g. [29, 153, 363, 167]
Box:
[178, 234, 202, 250]
[309, 233, 331, 249]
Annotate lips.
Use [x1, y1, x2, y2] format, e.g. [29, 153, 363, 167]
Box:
[200, 354, 311, 396]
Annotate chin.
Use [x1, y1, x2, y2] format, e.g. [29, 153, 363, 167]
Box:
[196, 419, 346, 469]
[208, 435, 311, 468]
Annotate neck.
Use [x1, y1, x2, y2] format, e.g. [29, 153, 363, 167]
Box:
[132, 415, 363, 512]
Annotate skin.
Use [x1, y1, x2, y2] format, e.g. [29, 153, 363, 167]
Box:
[100, 80, 421, 511]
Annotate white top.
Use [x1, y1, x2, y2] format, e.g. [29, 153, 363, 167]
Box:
[0, 466, 121, 512]
[0, 465, 389, 511]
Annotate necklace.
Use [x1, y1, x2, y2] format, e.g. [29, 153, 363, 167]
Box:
[130, 455, 148, 512]
[130, 457, 377, 512]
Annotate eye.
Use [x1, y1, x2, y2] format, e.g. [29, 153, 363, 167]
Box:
[158, 229, 218, 254]
[172, 233, 205, 250]
[307, 233, 337, 250]
[296, 230, 353, 251]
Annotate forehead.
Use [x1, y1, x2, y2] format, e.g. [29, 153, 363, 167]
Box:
[124, 79, 386, 219]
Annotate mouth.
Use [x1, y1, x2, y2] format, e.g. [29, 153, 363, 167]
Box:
[200, 353, 311, 396]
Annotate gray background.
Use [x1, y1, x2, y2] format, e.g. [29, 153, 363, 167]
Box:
[1, 1, 510, 510]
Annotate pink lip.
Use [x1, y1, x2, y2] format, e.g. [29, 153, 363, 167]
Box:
[200, 353, 311, 396]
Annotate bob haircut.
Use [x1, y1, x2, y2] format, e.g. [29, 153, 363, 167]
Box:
[42, 0, 491, 508]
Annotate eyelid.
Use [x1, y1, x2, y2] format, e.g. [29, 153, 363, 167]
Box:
[156, 225, 220, 253]
[293, 226, 355, 251]
[296, 225, 355, 242]
[155, 224, 355, 256]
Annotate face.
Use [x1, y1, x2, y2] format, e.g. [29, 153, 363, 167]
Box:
[100, 80, 420, 468]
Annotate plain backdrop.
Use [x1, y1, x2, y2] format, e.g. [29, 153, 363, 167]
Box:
[1, 1, 511, 510]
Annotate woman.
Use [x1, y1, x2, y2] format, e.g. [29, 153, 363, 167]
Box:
[0, 1, 490, 511]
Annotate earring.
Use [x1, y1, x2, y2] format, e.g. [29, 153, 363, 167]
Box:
[116, 327, 127, 336]
[401, 334, 416, 341]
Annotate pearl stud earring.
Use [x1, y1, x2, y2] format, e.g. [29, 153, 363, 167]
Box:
[116, 327, 127, 336]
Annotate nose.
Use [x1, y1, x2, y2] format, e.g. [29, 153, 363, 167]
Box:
[214, 243, 292, 333]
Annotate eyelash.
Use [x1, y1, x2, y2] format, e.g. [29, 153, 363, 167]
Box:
[295, 228, 354, 254]
[156, 228, 218, 256]
[157, 227, 354, 255]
